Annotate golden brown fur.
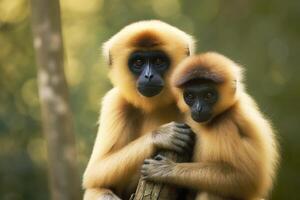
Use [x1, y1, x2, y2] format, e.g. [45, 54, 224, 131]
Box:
[167, 52, 279, 199]
[103, 20, 195, 112]
[82, 20, 195, 199]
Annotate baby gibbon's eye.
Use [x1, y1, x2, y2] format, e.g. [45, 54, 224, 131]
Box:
[204, 92, 213, 101]
[184, 92, 195, 106]
[186, 93, 194, 100]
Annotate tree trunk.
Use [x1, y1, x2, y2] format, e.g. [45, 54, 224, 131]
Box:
[30, 0, 80, 199]
[132, 150, 190, 200]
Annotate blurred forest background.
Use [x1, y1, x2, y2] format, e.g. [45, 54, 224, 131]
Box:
[0, 0, 299, 199]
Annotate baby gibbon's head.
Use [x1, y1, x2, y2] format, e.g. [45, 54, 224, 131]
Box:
[171, 52, 244, 122]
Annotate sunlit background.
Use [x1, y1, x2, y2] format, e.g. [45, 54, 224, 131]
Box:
[0, 0, 299, 199]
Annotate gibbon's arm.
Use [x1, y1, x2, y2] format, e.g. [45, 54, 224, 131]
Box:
[142, 156, 258, 199]
[83, 88, 155, 189]
[142, 117, 264, 199]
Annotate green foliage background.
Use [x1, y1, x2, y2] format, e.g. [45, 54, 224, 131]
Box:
[0, 0, 299, 199]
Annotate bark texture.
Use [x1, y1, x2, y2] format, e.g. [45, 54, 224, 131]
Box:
[30, 0, 80, 199]
[132, 150, 190, 200]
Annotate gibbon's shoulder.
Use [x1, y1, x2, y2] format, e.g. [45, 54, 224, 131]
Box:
[100, 88, 139, 115]
[101, 88, 127, 108]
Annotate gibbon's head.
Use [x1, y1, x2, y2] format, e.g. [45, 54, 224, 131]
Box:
[103, 20, 195, 112]
[171, 52, 244, 123]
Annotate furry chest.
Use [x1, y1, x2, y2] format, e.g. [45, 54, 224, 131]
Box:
[192, 131, 239, 163]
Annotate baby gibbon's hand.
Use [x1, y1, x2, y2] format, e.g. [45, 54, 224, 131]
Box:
[141, 154, 175, 182]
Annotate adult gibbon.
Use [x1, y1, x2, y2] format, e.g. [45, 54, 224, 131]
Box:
[141, 52, 279, 200]
[82, 20, 196, 200]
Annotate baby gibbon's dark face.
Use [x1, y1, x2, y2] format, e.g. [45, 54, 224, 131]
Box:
[183, 83, 218, 122]
[128, 50, 170, 97]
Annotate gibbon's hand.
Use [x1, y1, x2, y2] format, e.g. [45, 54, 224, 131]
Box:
[141, 154, 175, 182]
[152, 122, 194, 154]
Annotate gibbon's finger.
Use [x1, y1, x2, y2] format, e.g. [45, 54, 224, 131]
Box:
[174, 137, 194, 149]
[141, 171, 148, 177]
[186, 130, 196, 140]
[174, 131, 194, 142]
[172, 140, 192, 153]
[174, 135, 194, 148]
[173, 122, 185, 127]
[173, 132, 191, 141]
[165, 121, 176, 127]
[170, 144, 185, 153]
[140, 169, 147, 176]
[175, 123, 190, 129]
[145, 159, 161, 165]
[141, 165, 149, 171]
[173, 127, 192, 135]
[173, 127, 192, 134]
[154, 154, 163, 160]
[156, 154, 168, 160]
[172, 139, 188, 148]
[141, 164, 151, 172]
[143, 159, 152, 164]
[141, 175, 149, 180]
[178, 128, 195, 139]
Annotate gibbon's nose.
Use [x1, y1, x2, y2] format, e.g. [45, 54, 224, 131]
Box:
[145, 74, 154, 80]
[195, 101, 203, 113]
[144, 64, 154, 81]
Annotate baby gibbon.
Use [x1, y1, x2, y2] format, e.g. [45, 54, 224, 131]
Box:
[141, 52, 279, 200]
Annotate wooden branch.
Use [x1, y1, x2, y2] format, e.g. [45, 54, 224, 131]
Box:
[132, 150, 190, 200]
[30, 0, 80, 199]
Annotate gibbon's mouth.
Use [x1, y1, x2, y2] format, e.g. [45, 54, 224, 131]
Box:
[138, 85, 163, 97]
[191, 112, 212, 123]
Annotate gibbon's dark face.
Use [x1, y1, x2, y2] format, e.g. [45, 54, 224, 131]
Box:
[128, 50, 170, 97]
[183, 83, 218, 122]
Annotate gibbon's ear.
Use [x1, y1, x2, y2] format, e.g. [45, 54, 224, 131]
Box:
[102, 41, 112, 66]
[186, 47, 191, 56]
[108, 51, 112, 66]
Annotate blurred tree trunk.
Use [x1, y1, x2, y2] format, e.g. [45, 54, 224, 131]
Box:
[30, 0, 80, 199]
[132, 151, 190, 200]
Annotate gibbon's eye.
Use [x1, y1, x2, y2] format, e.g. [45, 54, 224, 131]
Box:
[133, 59, 144, 68]
[184, 92, 195, 106]
[152, 54, 170, 71]
[154, 57, 165, 67]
